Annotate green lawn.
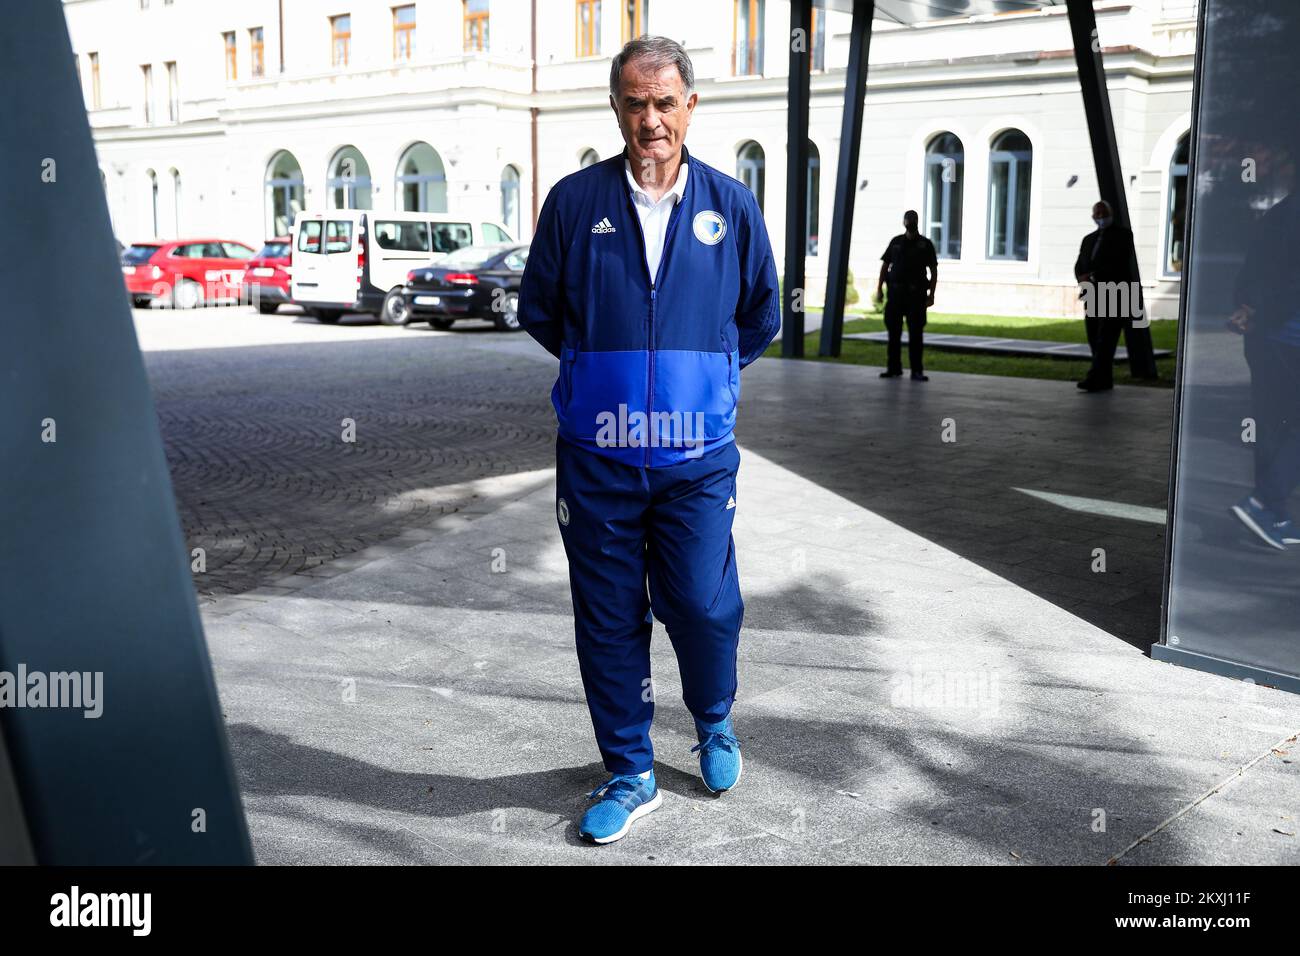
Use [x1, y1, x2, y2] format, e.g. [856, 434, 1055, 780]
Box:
[764, 312, 1178, 387]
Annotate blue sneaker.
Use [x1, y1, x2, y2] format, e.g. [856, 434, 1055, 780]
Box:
[578, 771, 662, 844]
[1231, 495, 1288, 551]
[692, 716, 743, 794]
[1276, 518, 1300, 545]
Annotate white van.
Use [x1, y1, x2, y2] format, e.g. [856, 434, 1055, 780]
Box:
[289, 210, 513, 325]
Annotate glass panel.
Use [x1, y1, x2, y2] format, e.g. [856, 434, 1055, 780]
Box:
[924, 146, 963, 259]
[806, 144, 819, 256]
[948, 164, 963, 259]
[431, 223, 474, 253]
[737, 142, 765, 211]
[373, 220, 430, 252]
[440, 244, 496, 267]
[1012, 156, 1031, 260]
[297, 221, 322, 253]
[988, 160, 1009, 258]
[122, 244, 160, 264]
[325, 220, 353, 253]
[1164, 0, 1300, 682]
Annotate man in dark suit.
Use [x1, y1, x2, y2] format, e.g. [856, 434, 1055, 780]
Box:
[1073, 200, 1139, 392]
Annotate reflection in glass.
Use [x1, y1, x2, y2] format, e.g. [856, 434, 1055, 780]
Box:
[1166, 134, 1190, 275]
[1165, 0, 1300, 682]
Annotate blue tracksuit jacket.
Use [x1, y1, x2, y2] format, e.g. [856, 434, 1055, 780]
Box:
[517, 145, 781, 466]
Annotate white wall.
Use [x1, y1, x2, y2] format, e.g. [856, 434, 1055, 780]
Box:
[66, 0, 1197, 316]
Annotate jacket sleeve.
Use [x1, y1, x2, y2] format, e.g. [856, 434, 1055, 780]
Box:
[1073, 234, 1091, 279]
[735, 192, 781, 369]
[517, 186, 566, 359]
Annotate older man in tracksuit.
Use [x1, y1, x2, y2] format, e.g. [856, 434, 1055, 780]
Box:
[517, 36, 780, 844]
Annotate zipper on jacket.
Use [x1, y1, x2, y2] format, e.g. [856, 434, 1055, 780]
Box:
[625, 194, 655, 468]
[647, 287, 656, 467]
[626, 175, 688, 467]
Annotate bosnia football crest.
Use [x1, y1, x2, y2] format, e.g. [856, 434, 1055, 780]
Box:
[693, 210, 727, 246]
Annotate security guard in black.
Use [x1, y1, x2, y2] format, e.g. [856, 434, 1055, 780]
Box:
[876, 210, 938, 380]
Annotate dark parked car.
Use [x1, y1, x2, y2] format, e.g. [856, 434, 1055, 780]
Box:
[403, 243, 528, 331]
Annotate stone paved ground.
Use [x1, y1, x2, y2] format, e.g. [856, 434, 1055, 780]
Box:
[143, 307, 1300, 864]
[140, 309, 556, 598]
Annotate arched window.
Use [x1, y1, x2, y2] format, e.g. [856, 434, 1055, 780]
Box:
[579, 148, 599, 168]
[1165, 133, 1190, 275]
[501, 164, 521, 237]
[327, 145, 373, 210]
[265, 150, 305, 237]
[737, 140, 765, 212]
[924, 132, 964, 259]
[806, 140, 820, 256]
[987, 129, 1032, 260]
[146, 169, 159, 236]
[170, 167, 182, 237]
[395, 142, 447, 212]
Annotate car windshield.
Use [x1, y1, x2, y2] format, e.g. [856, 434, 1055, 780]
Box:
[256, 242, 289, 258]
[122, 244, 161, 265]
[437, 245, 507, 268]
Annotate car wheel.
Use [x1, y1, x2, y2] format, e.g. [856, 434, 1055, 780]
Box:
[493, 291, 521, 332]
[173, 279, 204, 310]
[257, 301, 279, 315]
[379, 287, 410, 326]
[428, 317, 454, 330]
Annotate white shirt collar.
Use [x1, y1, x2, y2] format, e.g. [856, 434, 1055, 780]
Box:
[625, 154, 689, 207]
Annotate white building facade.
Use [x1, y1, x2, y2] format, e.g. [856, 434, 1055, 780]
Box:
[65, 0, 1197, 318]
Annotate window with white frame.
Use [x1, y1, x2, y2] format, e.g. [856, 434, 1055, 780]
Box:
[987, 129, 1032, 261]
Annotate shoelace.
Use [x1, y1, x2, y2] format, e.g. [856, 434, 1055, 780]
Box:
[587, 774, 645, 801]
[691, 730, 740, 756]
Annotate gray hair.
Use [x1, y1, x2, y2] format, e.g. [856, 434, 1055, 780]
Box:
[609, 36, 695, 100]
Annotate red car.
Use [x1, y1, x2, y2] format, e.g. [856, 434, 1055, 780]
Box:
[121, 238, 256, 309]
[240, 237, 292, 314]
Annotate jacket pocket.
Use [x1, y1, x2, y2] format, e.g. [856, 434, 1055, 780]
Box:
[723, 334, 740, 404]
[558, 346, 577, 414]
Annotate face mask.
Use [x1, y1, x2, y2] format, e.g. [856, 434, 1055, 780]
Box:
[1094, 216, 1113, 229]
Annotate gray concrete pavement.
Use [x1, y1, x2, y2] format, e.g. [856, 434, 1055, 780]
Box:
[174, 324, 1299, 864]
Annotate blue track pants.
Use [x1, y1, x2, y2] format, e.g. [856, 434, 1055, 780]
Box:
[554, 436, 744, 775]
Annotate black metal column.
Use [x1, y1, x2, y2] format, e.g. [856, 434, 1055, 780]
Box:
[1066, 0, 1159, 379]
[781, 0, 814, 357]
[0, 2, 253, 864]
[818, 0, 874, 358]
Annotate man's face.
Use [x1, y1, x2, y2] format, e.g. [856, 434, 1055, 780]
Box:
[1092, 202, 1109, 221]
[610, 59, 697, 176]
[903, 214, 918, 232]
